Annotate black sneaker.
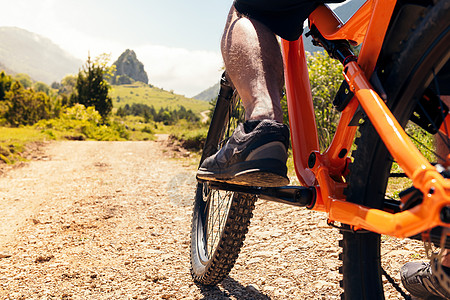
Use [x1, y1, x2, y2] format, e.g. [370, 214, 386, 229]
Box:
[401, 261, 450, 299]
[196, 119, 290, 187]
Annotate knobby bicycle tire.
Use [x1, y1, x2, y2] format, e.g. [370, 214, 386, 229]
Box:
[341, 0, 450, 299]
[190, 76, 257, 285]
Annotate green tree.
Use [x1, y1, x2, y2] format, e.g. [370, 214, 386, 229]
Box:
[60, 74, 77, 95]
[51, 82, 61, 90]
[73, 55, 113, 120]
[116, 106, 126, 117]
[14, 73, 33, 89]
[5, 82, 51, 126]
[0, 71, 12, 100]
[143, 109, 152, 123]
[116, 75, 133, 85]
[33, 81, 50, 94]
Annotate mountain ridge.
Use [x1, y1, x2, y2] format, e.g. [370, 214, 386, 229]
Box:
[0, 26, 82, 84]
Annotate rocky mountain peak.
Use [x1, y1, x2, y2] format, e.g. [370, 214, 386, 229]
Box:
[113, 49, 148, 84]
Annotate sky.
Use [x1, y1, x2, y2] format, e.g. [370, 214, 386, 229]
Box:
[0, 0, 234, 97]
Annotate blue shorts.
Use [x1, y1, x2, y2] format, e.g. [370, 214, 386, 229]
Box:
[234, 0, 345, 41]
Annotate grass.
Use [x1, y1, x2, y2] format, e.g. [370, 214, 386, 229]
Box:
[110, 82, 210, 115]
[0, 103, 209, 165]
[155, 120, 208, 150]
[0, 127, 50, 163]
[0, 80, 213, 165]
[0, 120, 153, 164]
[0, 105, 156, 164]
[111, 115, 156, 141]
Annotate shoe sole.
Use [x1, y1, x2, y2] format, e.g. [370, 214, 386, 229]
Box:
[196, 159, 289, 187]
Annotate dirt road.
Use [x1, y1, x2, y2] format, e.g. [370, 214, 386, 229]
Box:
[0, 140, 426, 299]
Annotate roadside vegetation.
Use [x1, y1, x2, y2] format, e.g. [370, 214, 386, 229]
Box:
[0, 52, 346, 164]
[0, 53, 210, 164]
[0, 51, 433, 169]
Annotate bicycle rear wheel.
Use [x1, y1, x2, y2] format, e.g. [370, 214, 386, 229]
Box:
[190, 75, 257, 285]
[341, 0, 450, 299]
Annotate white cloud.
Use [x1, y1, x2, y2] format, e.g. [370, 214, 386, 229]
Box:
[51, 39, 224, 97]
[135, 45, 223, 97]
[0, 1, 224, 97]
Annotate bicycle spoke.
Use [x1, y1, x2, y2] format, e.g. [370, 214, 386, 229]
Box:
[208, 192, 221, 257]
[207, 193, 216, 257]
[204, 189, 234, 259]
[210, 193, 222, 254]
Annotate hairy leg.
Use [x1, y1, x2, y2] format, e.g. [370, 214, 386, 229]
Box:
[221, 6, 284, 122]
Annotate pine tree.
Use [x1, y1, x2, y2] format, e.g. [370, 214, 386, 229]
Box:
[74, 56, 113, 120]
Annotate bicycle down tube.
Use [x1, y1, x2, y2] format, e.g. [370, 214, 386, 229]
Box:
[281, 0, 450, 238]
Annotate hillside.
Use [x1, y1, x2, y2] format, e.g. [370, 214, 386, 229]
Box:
[110, 82, 210, 114]
[193, 81, 220, 101]
[0, 27, 82, 84]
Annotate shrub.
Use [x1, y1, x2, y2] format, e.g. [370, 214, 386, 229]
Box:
[35, 104, 129, 141]
[5, 82, 52, 126]
[307, 51, 343, 149]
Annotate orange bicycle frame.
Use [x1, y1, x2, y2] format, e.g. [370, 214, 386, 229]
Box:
[281, 0, 450, 238]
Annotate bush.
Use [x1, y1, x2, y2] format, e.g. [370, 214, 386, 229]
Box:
[13, 73, 32, 89]
[307, 51, 343, 149]
[35, 104, 129, 141]
[169, 122, 208, 151]
[5, 82, 52, 126]
[178, 130, 207, 150]
[33, 82, 50, 94]
[141, 126, 153, 134]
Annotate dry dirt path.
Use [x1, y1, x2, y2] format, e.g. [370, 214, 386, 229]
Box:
[0, 141, 426, 299]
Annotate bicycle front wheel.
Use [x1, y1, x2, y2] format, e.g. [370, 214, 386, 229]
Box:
[341, 0, 450, 299]
[190, 75, 257, 285]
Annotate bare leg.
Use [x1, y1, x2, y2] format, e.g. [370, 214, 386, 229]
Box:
[221, 6, 284, 122]
[196, 6, 289, 187]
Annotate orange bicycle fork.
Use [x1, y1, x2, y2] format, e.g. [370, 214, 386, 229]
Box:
[280, 3, 450, 238]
